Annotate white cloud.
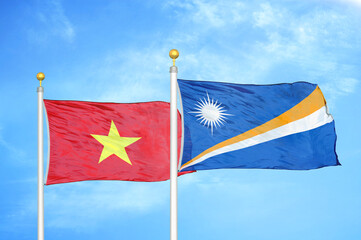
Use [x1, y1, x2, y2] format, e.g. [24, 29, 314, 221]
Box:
[89, 47, 172, 103]
[248, 3, 361, 110]
[29, 0, 75, 43]
[2, 179, 169, 232]
[0, 127, 26, 161]
[86, 1, 360, 108]
[179, 170, 295, 222]
[321, 77, 359, 108]
[338, 78, 359, 93]
[253, 2, 284, 28]
[332, 0, 361, 7]
[165, 0, 246, 28]
[44, 181, 168, 229]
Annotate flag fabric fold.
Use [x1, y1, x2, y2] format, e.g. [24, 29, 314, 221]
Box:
[44, 100, 187, 185]
[177, 79, 339, 172]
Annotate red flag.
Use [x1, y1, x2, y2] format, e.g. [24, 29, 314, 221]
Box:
[44, 100, 189, 185]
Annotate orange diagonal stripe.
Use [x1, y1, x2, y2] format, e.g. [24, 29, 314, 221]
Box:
[181, 86, 326, 169]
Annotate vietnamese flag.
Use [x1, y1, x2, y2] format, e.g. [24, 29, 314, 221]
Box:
[44, 100, 189, 185]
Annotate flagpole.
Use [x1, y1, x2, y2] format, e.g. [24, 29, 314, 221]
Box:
[169, 49, 179, 240]
[37, 72, 45, 240]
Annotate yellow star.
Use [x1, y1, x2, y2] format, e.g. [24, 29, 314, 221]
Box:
[91, 120, 141, 165]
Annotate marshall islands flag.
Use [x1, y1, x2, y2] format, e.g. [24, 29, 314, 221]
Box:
[177, 79, 339, 172]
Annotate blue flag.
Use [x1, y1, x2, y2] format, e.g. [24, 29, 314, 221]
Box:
[178, 79, 339, 172]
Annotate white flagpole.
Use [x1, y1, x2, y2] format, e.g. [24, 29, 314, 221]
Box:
[37, 72, 45, 240]
[169, 49, 179, 240]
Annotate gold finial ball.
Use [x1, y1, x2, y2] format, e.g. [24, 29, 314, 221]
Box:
[36, 72, 45, 81]
[169, 49, 179, 60]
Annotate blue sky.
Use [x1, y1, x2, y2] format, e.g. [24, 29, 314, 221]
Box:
[1, 0, 361, 239]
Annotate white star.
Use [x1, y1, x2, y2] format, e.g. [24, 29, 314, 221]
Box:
[189, 93, 232, 134]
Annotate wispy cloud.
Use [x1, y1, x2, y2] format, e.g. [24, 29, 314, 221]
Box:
[28, 0, 75, 43]
[0, 127, 26, 161]
[321, 77, 359, 108]
[56, 0, 359, 107]
[331, 0, 361, 8]
[249, 2, 360, 108]
[165, 0, 246, 28]
[253, 2, 285, 28]
[338, 78, 359, 93]
[93, 48, 172, 103]
[162, 1, 361, 93]
[178, 170, 296, 223]
[4, 180, 169, 231]
[44, 181, 168, 229]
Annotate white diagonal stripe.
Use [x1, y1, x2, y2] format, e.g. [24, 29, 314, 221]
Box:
[180, 106, 333, 170]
